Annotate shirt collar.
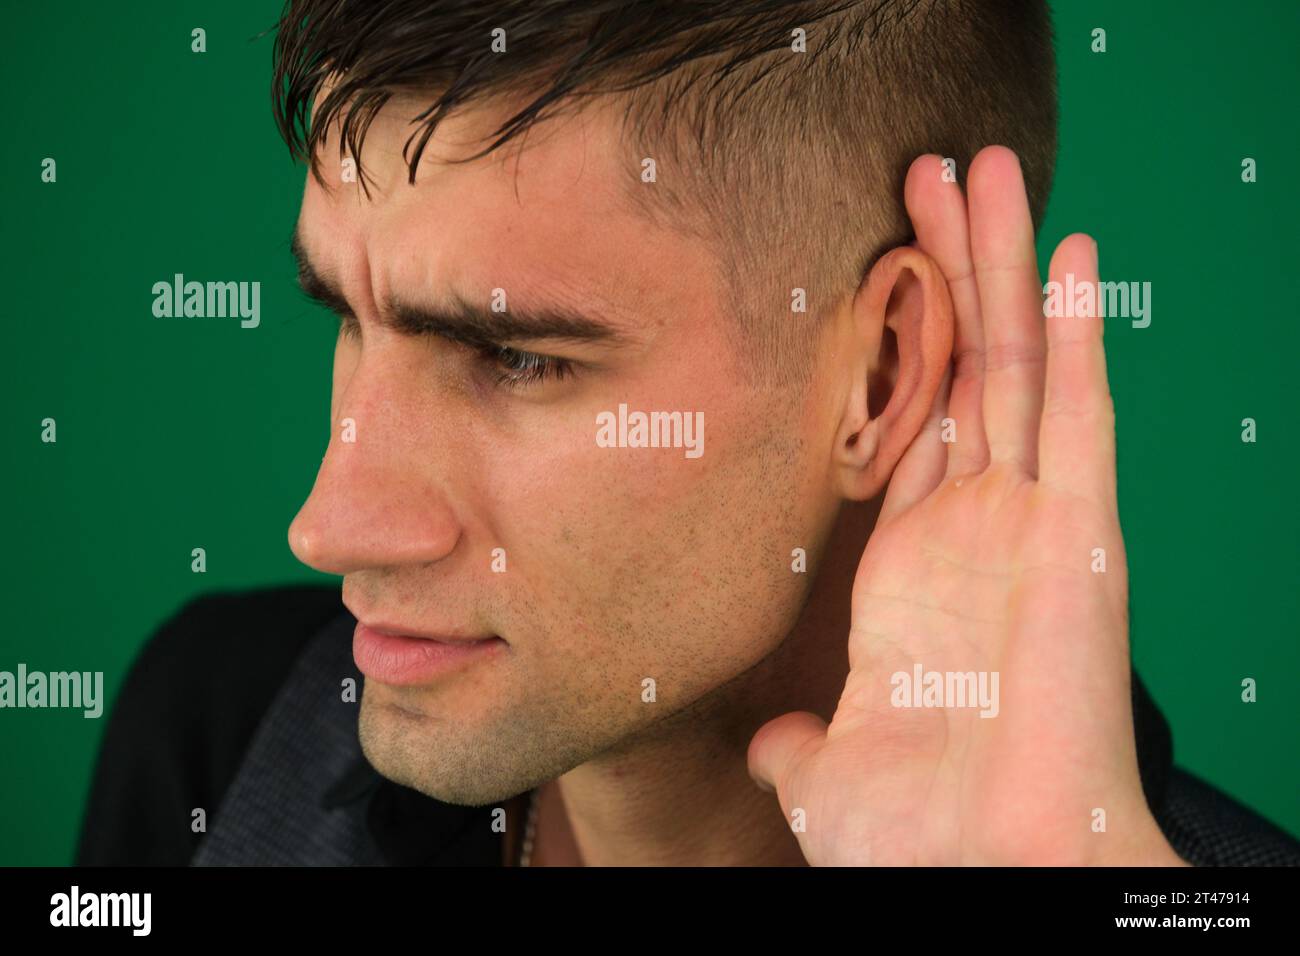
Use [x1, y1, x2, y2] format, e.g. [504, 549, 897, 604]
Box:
[321, 753, 509, 865]
[1131, 669, 1173, 810]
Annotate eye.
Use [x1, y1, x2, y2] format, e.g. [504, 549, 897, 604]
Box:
[477, 343, 575, 388]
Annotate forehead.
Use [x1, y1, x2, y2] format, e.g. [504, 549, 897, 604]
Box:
[297, 91, 720, 326]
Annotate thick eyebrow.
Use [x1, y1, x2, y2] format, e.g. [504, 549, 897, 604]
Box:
[291, 229, 352, 317]
[290, 228, 626, 347]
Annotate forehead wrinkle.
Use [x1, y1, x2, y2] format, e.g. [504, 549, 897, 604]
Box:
[379, 217, 658, 344]
[304, 97, 722, 348]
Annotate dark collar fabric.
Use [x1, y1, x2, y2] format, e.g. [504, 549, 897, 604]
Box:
[321, 746, 518, 865]
[191, 609, 517, 866]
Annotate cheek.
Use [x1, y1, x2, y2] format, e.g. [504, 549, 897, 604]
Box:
[478, 396, 746, 618]
[486, 370, 732, 522]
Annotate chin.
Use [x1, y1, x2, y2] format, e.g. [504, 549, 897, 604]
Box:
[356, 699, 524, 806]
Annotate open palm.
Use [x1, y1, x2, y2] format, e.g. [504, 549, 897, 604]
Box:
[748, 146, 1182, 867]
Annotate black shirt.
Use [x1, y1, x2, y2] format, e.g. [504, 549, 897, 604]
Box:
[75, 586, 1300, 866]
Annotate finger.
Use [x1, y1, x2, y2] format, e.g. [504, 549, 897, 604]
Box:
[1039, 233, 1116, 507]
[747, 711, 827, 799]
[877, 362, 952, 523]
[968, 146, 1047, 476]
[904, 154, 989, 478]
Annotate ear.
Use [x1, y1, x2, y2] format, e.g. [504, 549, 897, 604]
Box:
[833, 245, 954, 500]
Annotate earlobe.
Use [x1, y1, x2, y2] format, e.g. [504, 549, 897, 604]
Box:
[834, 246, 954, 500]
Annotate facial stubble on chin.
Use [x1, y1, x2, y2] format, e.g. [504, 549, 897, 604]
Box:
[354, 675, 619, 807]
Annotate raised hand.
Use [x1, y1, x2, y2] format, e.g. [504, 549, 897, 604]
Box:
[747, 146, 1185, 866]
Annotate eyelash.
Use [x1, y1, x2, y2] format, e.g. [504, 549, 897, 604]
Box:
[336, 316, 573, 389]
[477, 343, 575, 388]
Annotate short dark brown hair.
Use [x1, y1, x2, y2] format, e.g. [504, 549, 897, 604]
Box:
[272, 0, 1057, 386]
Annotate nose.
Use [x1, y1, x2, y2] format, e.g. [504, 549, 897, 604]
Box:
[287, 350, 462, 575]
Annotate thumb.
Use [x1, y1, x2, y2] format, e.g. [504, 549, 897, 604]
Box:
[746, 711, 828, 796]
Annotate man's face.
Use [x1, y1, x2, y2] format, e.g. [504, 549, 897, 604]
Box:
[288, 93, 844, 805]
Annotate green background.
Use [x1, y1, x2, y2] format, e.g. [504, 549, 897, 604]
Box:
[2, 1, 1296, 865]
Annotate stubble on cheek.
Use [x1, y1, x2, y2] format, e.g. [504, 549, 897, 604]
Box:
[523, 410, 809, 718]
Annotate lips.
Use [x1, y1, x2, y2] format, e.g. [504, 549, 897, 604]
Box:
[352, 621, 506, 685]
[361, 620, 497, 644]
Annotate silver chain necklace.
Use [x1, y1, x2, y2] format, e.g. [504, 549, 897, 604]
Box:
[517, 789, 539, 866]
